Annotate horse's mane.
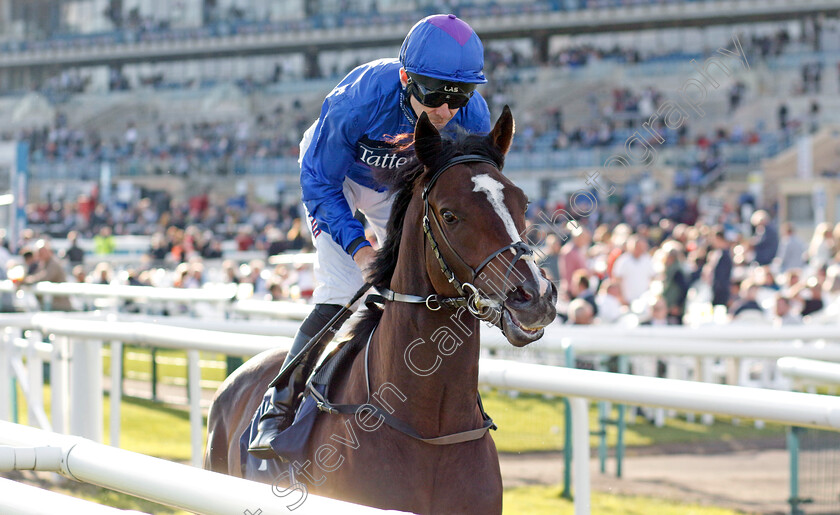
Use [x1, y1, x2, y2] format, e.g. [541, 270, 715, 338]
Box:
[346, 126, 505, 344]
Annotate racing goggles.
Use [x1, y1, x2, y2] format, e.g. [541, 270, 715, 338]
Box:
[406, 72, 476, 109]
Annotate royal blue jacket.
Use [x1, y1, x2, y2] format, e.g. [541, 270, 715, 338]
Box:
[299, 58, 491, 257]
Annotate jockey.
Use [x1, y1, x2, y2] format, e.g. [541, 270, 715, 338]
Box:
[248, 13, 492, 458]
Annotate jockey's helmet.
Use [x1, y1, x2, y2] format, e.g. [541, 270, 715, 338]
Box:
[399, 14, 486, 85]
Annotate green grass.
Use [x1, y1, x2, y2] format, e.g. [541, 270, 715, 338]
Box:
[103, 345, 229, 387]
[14, 385, 201, 461]
[503, 485, 749, 515]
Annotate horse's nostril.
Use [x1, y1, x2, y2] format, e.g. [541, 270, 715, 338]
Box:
[507, 286, 533, 304]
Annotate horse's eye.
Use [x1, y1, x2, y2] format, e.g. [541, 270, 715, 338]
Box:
[441, 210, 458, 224]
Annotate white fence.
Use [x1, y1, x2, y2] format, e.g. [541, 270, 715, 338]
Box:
[3, 312, 840, 515]
[778, 357, 840, 385]
[5, 308, 840, 462]
[0, 421, 405, 515]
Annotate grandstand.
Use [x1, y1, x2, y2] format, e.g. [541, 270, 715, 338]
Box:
[2, 3, 840, 515]
[0, 0, 835, 306]
[0, 2, 836, 248]
[0, 2, 836, 253]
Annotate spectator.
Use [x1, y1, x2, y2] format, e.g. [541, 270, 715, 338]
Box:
[539, 233, 562, 285]
[291, 262, 315, 300]
[808, 223, 834, 268]
[775, 222, 806, 272]
[267, 279, 286, 301]
[183, 263, 205, 289]
[709, 230, 733, 311]
[559, 226, 590, 293]
[235, 227, 255, 251]
[594, 278, 623, 323]
[612, 235, 654, 306]
[661, 244, 688, 324]
[172, 263, 190, 288]
[568, 269, 598, 317]
[246, 259, 267, 295]
[91, 262, 113, 284]
[778, 102, 788, 130]
[201, 239, 224, 259]
[61, 230, 86, 268]
[0, 261, 14, 312]
[22, 249, 38, 274]
[0, 230, 10, 270]
[809, 99, 820, 133]
[731, 280, 764, 317]
[793, 276, 824, 317]
[149, 232, 169, 264]
[285, 219, 306, 251]
[221, 260, 241, 284]
[750, 210, 778, 266]
[774, 295, 802, 325]
[71, 265, 87, 283]
[642, 297, 670, 326]
[93, 226, 116, 255]
[567, 298, 594, 325]
[126, 269, 146, 286]
[266, 227, 287, 257]
[22, 240, 73, 311]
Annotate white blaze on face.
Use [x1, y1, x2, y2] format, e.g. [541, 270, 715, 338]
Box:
[471, 174, 550, 296]
[472, 174, 520, 244]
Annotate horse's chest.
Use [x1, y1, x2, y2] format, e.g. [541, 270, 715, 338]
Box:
[307, 425, 501, 513]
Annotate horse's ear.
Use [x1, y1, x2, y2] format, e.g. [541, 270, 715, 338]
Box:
[414, 112, 442, 167]
[488, 105, 514, 155]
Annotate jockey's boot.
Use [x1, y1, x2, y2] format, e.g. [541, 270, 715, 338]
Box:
[248, 304, 346, 459]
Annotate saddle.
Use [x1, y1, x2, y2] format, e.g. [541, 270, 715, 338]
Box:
[240, 331, 368, 475]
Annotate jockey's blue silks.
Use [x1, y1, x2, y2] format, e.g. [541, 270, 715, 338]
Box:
[300, 27, 489, 256]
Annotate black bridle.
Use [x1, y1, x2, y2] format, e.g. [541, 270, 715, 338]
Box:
[314, 154, 534, 445]
[374, 154, 534, 321]
[422, 154, 533, 309]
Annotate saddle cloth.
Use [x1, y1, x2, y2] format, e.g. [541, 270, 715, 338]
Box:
[240, 333, 368, 481]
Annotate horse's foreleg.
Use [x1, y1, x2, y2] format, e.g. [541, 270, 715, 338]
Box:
[204, 404, 230, 474]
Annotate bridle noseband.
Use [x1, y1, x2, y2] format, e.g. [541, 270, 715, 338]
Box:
[376, 153, 534, 319]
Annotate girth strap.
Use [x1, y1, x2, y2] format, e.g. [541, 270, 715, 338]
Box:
[309, 387, 496, 445]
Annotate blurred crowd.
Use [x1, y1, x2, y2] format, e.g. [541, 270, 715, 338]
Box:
[11, 101, 311, 170]
[539, 208, 840, 328]
[5, 185, 840, 333]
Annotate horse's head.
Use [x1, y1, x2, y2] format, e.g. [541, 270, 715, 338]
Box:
[412, 106, 558, 346]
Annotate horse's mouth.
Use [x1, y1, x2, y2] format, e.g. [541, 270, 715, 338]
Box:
[502, 307, 545, 347]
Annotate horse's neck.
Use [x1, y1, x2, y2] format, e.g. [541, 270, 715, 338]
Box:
[369, 302, 482, 437]
[365, 210, 484, 437]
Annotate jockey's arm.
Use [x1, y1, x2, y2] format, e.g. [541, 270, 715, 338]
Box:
[353, 245, 377, 281]
[300, 94, 371, 265]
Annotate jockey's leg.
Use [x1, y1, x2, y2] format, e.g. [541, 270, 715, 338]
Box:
[248, 179, 390, 458]
[248, 303, 349, 458]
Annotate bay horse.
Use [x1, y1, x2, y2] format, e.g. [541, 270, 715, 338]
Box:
[205, 106, 557, 514]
